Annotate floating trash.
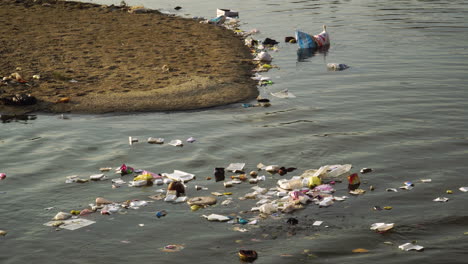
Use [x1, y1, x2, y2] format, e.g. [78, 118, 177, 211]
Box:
[399, 243, 424, 252]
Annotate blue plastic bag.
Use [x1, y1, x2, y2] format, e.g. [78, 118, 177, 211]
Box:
[295, 30, 316, 49]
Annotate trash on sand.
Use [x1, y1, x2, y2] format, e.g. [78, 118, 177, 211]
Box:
[399, 242, 424, 251]
[203, 214, 231, 222]
[459, 187, 468, 192]
[217, 8, 238, 18]
[360, 168, 373, 174]
[53, 212, 72, 221]
[271, 89, 296, 99]
[208, 15, 226, 25]
[163, 170, 195, 182]
[433, 197, 449, 202]
[370, 223, 394, 232]
[0, 173, 6, 180]
[313, 221, 323, 226]
[227, 163, 245, 173]
[187, 196, 217, 206]
[168, 139, 183, 147]
[327, 63, 349, 71]
[129, 136, 138, 145]
[186, 137, 196, 143]
[162, 244, 184, 252]
[147, 137, 164, 144]
[44, 218, 96, 230]
[254, 51, 272, 63]
[238, 250, 258, 262]
[156, 210, 167, 218]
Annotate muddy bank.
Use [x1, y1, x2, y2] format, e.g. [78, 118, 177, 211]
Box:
[0, 0, 258, 114]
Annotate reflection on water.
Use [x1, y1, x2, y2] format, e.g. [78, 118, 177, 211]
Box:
[296, 46, 329, 62]
[0, 114, 37, 123]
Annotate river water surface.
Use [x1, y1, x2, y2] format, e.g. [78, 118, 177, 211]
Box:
[1, 0, 467, 263]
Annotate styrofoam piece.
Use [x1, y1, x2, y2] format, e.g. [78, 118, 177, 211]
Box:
[226, 163, 245, 172]
[370, 223, 394, 232]
[174, 196, 188, 203]
[44, 218, 96, 230]
[433, 197, 449, 202]
[89, 174, 105, 180]
[168, 139, 183, 147]
[313, 221, 323, 226]
[128, 180, 147, 187]
[147, 137, 164, 144]
[203, 214, 231, 221]
[129, 136, 138, 145]
[399, 243, 424, 251]
[164, 194, 177, 202]
[163, 170, 195, 182]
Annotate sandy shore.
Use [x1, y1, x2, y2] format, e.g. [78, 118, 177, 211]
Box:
[0, 0, 258, 114]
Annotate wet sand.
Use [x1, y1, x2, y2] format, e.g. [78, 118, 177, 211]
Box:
[0, 0, 258, 114]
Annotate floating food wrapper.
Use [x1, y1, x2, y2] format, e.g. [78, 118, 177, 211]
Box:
[147, 137, 164, 144]
[313, 221, 323, 226]
[226, 163, 245, 172]
[203, 214, 231, 222]
[186, 137, 196, 143]
[326, 164, 352, 178]
[370, 223, 394, 232]
[129, 201, 148, 208]
[459, 187, 468, 192]
[433, 197, 449, 202]
[168, 139, 183, 147]
[44, 218, 96, 230]
[271, 89, 296, 99]
[399, 243, 424, 251]
[163, 170, 195, 182]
